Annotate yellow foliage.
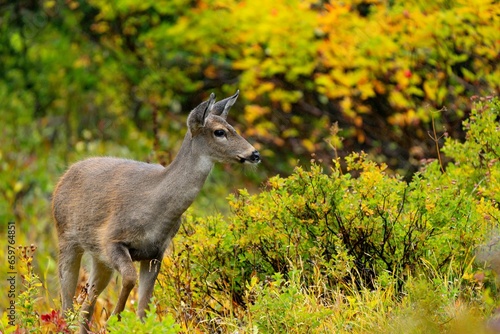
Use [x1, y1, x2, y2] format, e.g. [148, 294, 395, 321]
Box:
[244, 104, 270, 124]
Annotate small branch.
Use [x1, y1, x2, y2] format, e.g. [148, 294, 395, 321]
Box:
[428, 108, 447, 173]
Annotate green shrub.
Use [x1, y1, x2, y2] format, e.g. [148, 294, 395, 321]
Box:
[161, 98, 500, 331]
[107, 301, 181, 334]
[15, 245, 43, 332]
[246, 270, 333, 333]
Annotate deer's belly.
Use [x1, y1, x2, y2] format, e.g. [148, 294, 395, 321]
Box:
[125, 233, 172, 262]
[127, 244, 163, 262]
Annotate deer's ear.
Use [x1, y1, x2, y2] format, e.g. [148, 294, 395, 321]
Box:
[211, 90, 239, 119]
[188, 93, 216, 132]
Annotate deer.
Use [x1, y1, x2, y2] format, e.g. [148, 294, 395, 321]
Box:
[51, 91, 260, 333]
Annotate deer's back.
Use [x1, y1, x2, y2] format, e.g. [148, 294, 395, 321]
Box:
[52, 157, 164, 243]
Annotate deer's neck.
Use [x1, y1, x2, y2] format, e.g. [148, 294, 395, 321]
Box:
[157, 133, 214, 218]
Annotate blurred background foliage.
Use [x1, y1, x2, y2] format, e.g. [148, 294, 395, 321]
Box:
[2, 0, 499, 178]
[1, 0, 500, 332]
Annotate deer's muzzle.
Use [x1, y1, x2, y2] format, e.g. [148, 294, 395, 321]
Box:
[238, 150, 261, 164]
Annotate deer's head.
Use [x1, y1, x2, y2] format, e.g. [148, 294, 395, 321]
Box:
[187, 91, 260, 165]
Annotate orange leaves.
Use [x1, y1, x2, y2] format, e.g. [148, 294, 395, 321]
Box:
[125, 0, 499, 168]
[243, 104, 283, 145]
[316, 0, 499, 128]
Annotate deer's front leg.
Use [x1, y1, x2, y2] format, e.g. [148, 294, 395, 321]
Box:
[109, 243, 138, 316]
[137, 257, 162, 318]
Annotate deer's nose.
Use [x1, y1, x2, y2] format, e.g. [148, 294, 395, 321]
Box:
[249, 150, 261, 163]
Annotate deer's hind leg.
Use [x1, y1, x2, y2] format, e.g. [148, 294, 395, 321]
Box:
[108, 243, 138, 316]
[58, 241, 84, 313]
[80, 256, 113, 334]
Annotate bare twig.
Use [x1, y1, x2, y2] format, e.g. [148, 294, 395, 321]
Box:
[428, 107, 447, 173]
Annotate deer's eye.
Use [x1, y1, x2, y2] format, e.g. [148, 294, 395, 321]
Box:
[214, 129, 226, 137]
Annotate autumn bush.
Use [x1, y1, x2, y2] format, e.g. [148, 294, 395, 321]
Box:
[2, 0, 499, 176]
[89, 0, 500, 171]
